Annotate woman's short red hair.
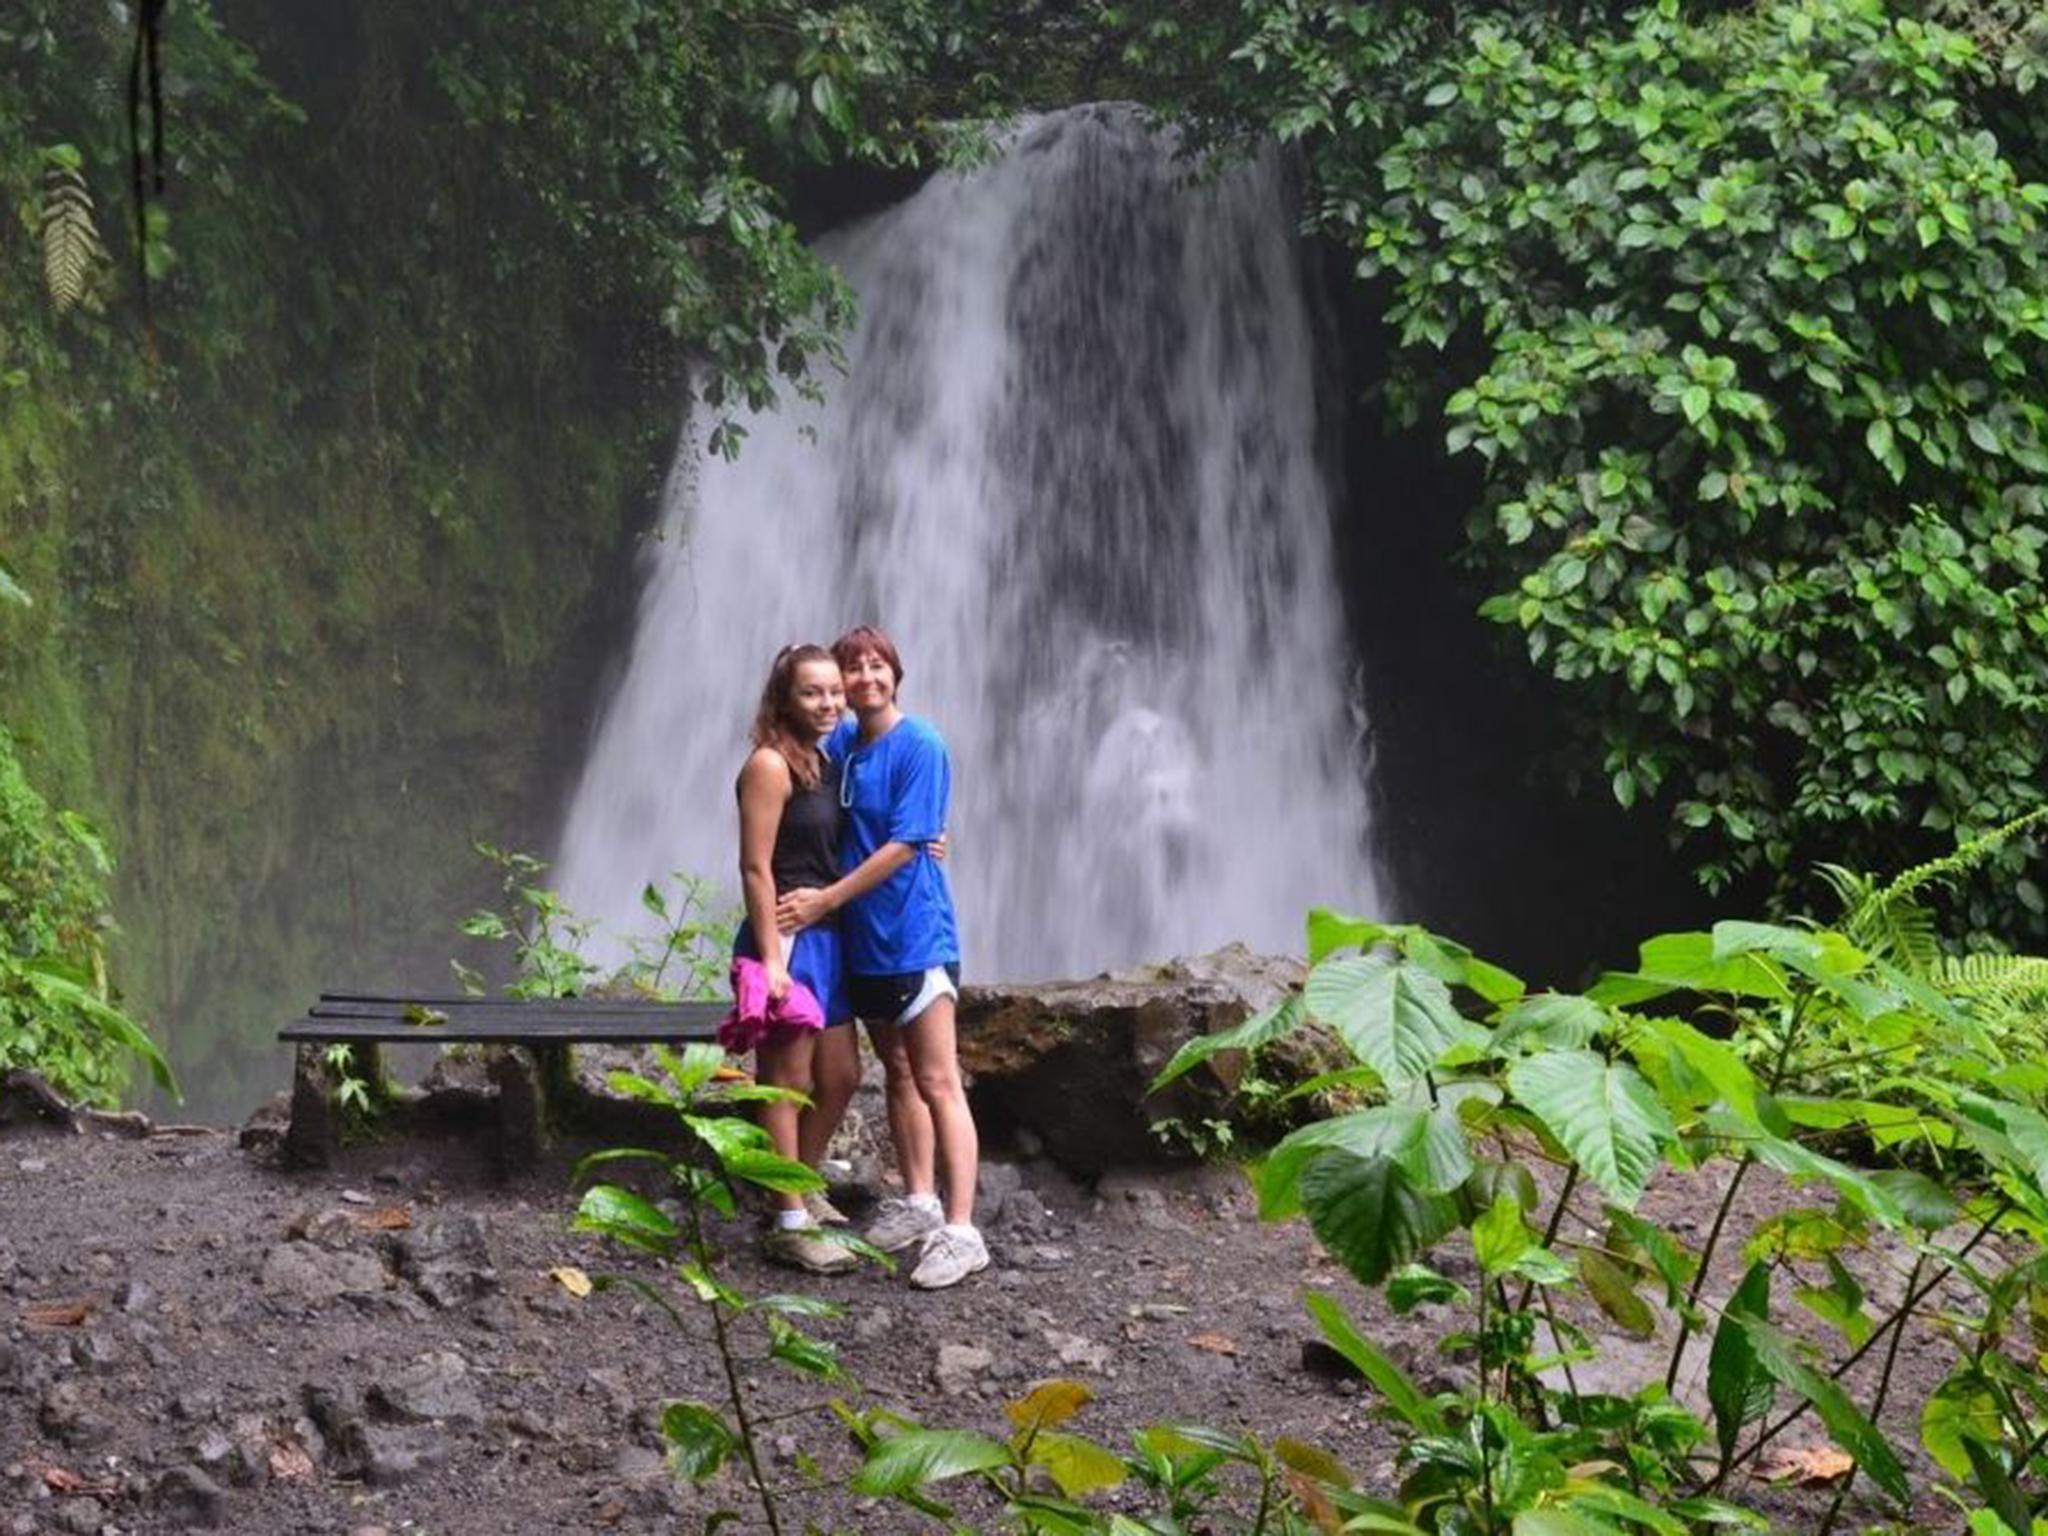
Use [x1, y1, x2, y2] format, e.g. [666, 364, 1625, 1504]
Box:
[831, 625, 903, 687]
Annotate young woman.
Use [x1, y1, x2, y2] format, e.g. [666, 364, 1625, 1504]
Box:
[734, 644, 864, 1275]
[777, 626, 985, 1290]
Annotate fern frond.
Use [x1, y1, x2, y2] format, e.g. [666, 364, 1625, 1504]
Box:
[1936, 953, 2048, 1029]
[1875, 805, 2048, 914]
[40, 162, 105, 316]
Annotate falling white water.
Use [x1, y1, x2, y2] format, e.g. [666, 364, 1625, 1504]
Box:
[556, 105, 1379, 980]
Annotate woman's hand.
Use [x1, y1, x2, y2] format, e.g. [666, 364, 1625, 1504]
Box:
[765, 959, 793, 1001]
[776, 887, 832, 931]
[928, 831, 950, 862]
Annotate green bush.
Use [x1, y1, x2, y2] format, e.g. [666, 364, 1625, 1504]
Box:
[0, 728, 171, 1104]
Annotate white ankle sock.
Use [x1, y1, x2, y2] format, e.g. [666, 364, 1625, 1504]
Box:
[774, 1209, 815, 1232]
[939, 1222, 978, 1240]
[906, 1192, 943, 1216]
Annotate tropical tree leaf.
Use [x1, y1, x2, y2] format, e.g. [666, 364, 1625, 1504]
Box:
[1508, 1049, 1673, 1206]
[1305, 953, 1469, 1087]
[1257, 1102, 1472, 1218]
[660, 1401, 735, 1481]
[1300, 1152, 1462, 1286]
[1708, 1262, 1775, 1466]
[1303, 1290, 1446, 1434]
[1149, 995, 1305, 1093]
[852, 1428, 1012, 1495]
[1735, 1314, 1910, 1504]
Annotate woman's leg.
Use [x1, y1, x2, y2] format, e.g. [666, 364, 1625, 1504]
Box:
[798, 1024, 860, 1169]
[867, 1017, 939, 1199]
[754, 1029, 816, 1216]
[901, 994, 978, 1227]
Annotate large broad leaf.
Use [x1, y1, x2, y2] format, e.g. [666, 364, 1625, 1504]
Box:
[1736, 1314, 1910, 1505]
[1955, 1093, 2048, 1203]
[852, 1428, 1012, 1495]
[1587, 931, 1790, 1006]
[1007, 1380, 1093, 1433]
[1493, 993, 1608, 1053]
[1707, 1263, 1775, 1467]
[1303, 1290, 1446, 1434]
[1025, 1432, 1127, 1496]
[1399, 929, 1526, 1005]
[1307, 908, 1391, 964]
[1305, 953, 1468, 1087]
[661, 1401, 735, 1481]
[1300, 1152, 1462, 1286]
[1736, 1126, 1905, 1228]
[1257, 1102, 1472, 1219]
[1579, 1250, 1657, 1338]
[1637, 1016, 1787, 1135]
[22, 963, 177, 1094]
[572, 1184, 678, 1255]
[722, 1147, 826, 1194]
[1148, 995, 1305, 1094]
[1507, 1050, 1673, 1207]
[1920, 1371, 2005, 1480]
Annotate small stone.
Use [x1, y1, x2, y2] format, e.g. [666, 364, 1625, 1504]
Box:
[360, 1424, 450, 1486]
[339, 1188, 374, 1205]
[39, 1381, 110, 1447]
[17, 1159, 48, 1175]
[853, 1307, 895, 1343]
[194, 1426, 234, 1466]
[68, 1332, 121, 1372]
[171, 1388, 221, 1423]
[154, 1465, 226, 1528]
[372, 1349, 483, 1425]
[259, 1242, 388, 1303]
[581, 1367, 635, 1418]
[50, 1497, 104, 1536]
[934, 1343, 994, 1397]
[1042, 1330, 1111, 1374]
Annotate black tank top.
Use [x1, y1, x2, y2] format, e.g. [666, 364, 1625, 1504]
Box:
[772, 757, 842, 895]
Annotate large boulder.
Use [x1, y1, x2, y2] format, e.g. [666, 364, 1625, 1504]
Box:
[957, 943, 1308, 1175]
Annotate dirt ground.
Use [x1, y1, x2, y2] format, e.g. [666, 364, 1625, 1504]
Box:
[0, 1062, 1975, 1535]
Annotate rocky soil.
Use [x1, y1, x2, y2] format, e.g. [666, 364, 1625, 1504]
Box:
[0, 967, 1978, 1535]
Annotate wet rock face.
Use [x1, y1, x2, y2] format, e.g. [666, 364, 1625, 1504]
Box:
[957, 943, 1307, 1175]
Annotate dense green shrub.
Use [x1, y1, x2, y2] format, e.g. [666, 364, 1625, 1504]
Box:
[0, 727, 169, 1103]
[1231, 0, 2048, 934]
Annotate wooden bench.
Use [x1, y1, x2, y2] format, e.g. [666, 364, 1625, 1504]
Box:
[279, 992, 725, 1171]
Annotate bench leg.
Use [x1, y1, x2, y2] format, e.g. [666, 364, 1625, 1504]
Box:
[489, 1045, 551, 1175]
[285, 1041, 390, 1168]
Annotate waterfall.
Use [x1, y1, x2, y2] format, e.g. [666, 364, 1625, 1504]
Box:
[556, 105, 1379, 981]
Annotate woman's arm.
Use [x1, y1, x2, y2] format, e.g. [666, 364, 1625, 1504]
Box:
[776, 841, 916, 930]
[736, 749, 793, 993]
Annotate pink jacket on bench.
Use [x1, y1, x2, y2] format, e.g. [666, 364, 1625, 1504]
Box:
[717, 956, 826, 1053]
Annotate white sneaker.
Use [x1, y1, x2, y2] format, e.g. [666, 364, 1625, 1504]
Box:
[865, 1197, 943, 1254]
[762, 1225, 857, 1275]
[804, 1192, 849, 1227]
[909, 1226, 989, 1290]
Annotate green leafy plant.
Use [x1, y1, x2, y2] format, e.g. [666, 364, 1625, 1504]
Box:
[0, 728, 172, 1105]
[1143, 875, 2048, 1532]
[570, 1042, 878, 1534]
[451, 845, 736, 1003]
[1231, 0, 2048, 935]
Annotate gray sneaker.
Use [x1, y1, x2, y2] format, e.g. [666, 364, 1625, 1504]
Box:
[804, 1192, 849, 1227]
[763, 1225, 857, 1275]
[864, 1197, 943, 1254]
[909, 1226, 990, 1290]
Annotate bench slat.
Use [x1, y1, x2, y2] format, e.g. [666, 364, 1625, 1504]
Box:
[314, 993, 717, 1013]
[281, 1010, 725, 1045]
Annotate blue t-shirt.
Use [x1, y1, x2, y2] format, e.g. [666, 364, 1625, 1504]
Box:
[825, 715, 961, 975]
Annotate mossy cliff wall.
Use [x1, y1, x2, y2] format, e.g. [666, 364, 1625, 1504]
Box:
[0, 6, 680, 1116]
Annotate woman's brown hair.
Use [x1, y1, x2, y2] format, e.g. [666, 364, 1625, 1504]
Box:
[749, 644, 838, 788]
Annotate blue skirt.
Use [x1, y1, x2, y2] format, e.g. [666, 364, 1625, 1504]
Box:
[734, 919, 850, 1027]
